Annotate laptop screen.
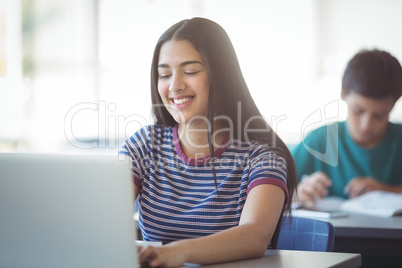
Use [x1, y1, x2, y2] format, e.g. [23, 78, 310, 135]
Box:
[0, 153, 138, 268]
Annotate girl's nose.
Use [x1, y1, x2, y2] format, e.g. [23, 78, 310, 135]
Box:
[169, 74, 184, 92]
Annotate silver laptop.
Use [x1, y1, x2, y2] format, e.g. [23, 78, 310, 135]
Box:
[0, 153, 138, 268]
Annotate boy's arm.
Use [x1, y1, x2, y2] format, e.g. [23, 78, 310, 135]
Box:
[296, 171, 332, 204]
[345, 177, 402, 198]
[291, 130, 332, 204]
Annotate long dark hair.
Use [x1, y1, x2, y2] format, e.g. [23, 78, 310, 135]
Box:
[150, 17, 297, 247]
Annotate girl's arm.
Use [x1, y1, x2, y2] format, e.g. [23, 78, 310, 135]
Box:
[138, 183, 285, 267]
[133, 183, 139, 201]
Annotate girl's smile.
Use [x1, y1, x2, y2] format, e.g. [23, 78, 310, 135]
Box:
[170, 95, 194, 109]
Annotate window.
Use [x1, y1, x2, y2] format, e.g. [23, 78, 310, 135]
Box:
[1, 0, 401, 153]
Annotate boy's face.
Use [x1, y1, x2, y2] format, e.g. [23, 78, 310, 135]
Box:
[342, 91, 395, 148]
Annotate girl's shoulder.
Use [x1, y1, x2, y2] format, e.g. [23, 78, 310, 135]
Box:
[227, 138, 284, 159]
[123, 124, 175, 149]
[134, 124, 175, 139]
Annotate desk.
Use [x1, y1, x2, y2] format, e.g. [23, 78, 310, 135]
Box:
[184, 250, 361, 268]
[324, 212, 402, 258]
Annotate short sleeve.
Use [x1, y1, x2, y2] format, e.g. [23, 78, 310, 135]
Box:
[247, 147, 289, 203]
[118, 127, 150, 189]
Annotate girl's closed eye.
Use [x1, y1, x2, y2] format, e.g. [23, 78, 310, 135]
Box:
[159, 73, 172, 79]
[184, 71, 200, 76]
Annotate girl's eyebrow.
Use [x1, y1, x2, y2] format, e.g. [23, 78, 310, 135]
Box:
[158, 60, 203, 68]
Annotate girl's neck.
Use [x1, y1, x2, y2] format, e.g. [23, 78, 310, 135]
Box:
[177, 122, 228, 159]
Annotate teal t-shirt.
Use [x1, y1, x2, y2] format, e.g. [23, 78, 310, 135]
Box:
[291, 121, 402, 199]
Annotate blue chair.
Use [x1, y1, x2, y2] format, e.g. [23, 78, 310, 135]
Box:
[276, 216, 335, 252]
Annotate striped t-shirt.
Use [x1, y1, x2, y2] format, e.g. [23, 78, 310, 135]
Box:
[119, 124, 288, 243]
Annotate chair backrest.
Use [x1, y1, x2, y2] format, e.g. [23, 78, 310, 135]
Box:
[276, 216, 335, 252]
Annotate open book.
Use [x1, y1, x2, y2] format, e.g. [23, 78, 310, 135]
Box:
[341, 191, 402, 217]
[291, 196, 348, 219]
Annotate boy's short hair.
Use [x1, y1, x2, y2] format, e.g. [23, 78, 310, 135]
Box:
[342, 49, 402, 102]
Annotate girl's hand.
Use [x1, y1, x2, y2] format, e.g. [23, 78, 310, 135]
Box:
[138, 242, 188, 268]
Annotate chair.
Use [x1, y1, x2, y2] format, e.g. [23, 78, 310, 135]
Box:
[276, 216, 335, 252]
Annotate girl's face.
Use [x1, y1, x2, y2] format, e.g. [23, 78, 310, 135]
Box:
[342, 91, 395, 148]
[157, 39, 209, 126]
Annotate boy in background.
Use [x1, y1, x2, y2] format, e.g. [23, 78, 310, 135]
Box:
[292, 49, 402, 204]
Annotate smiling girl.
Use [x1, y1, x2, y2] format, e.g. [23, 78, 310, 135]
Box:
[120, 17, 297, 267]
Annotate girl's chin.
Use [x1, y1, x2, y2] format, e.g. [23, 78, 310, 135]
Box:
[166, 109, 185, 123]
[171, 114, 190, 125]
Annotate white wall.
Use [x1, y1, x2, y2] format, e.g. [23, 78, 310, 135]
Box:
[315, 0, 402, 124]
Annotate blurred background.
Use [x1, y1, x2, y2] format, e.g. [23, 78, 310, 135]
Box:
[1, 0, 402, 154]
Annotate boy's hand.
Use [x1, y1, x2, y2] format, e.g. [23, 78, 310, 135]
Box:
[296, 171, 332, 204]
[344, 177, 384, 198]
